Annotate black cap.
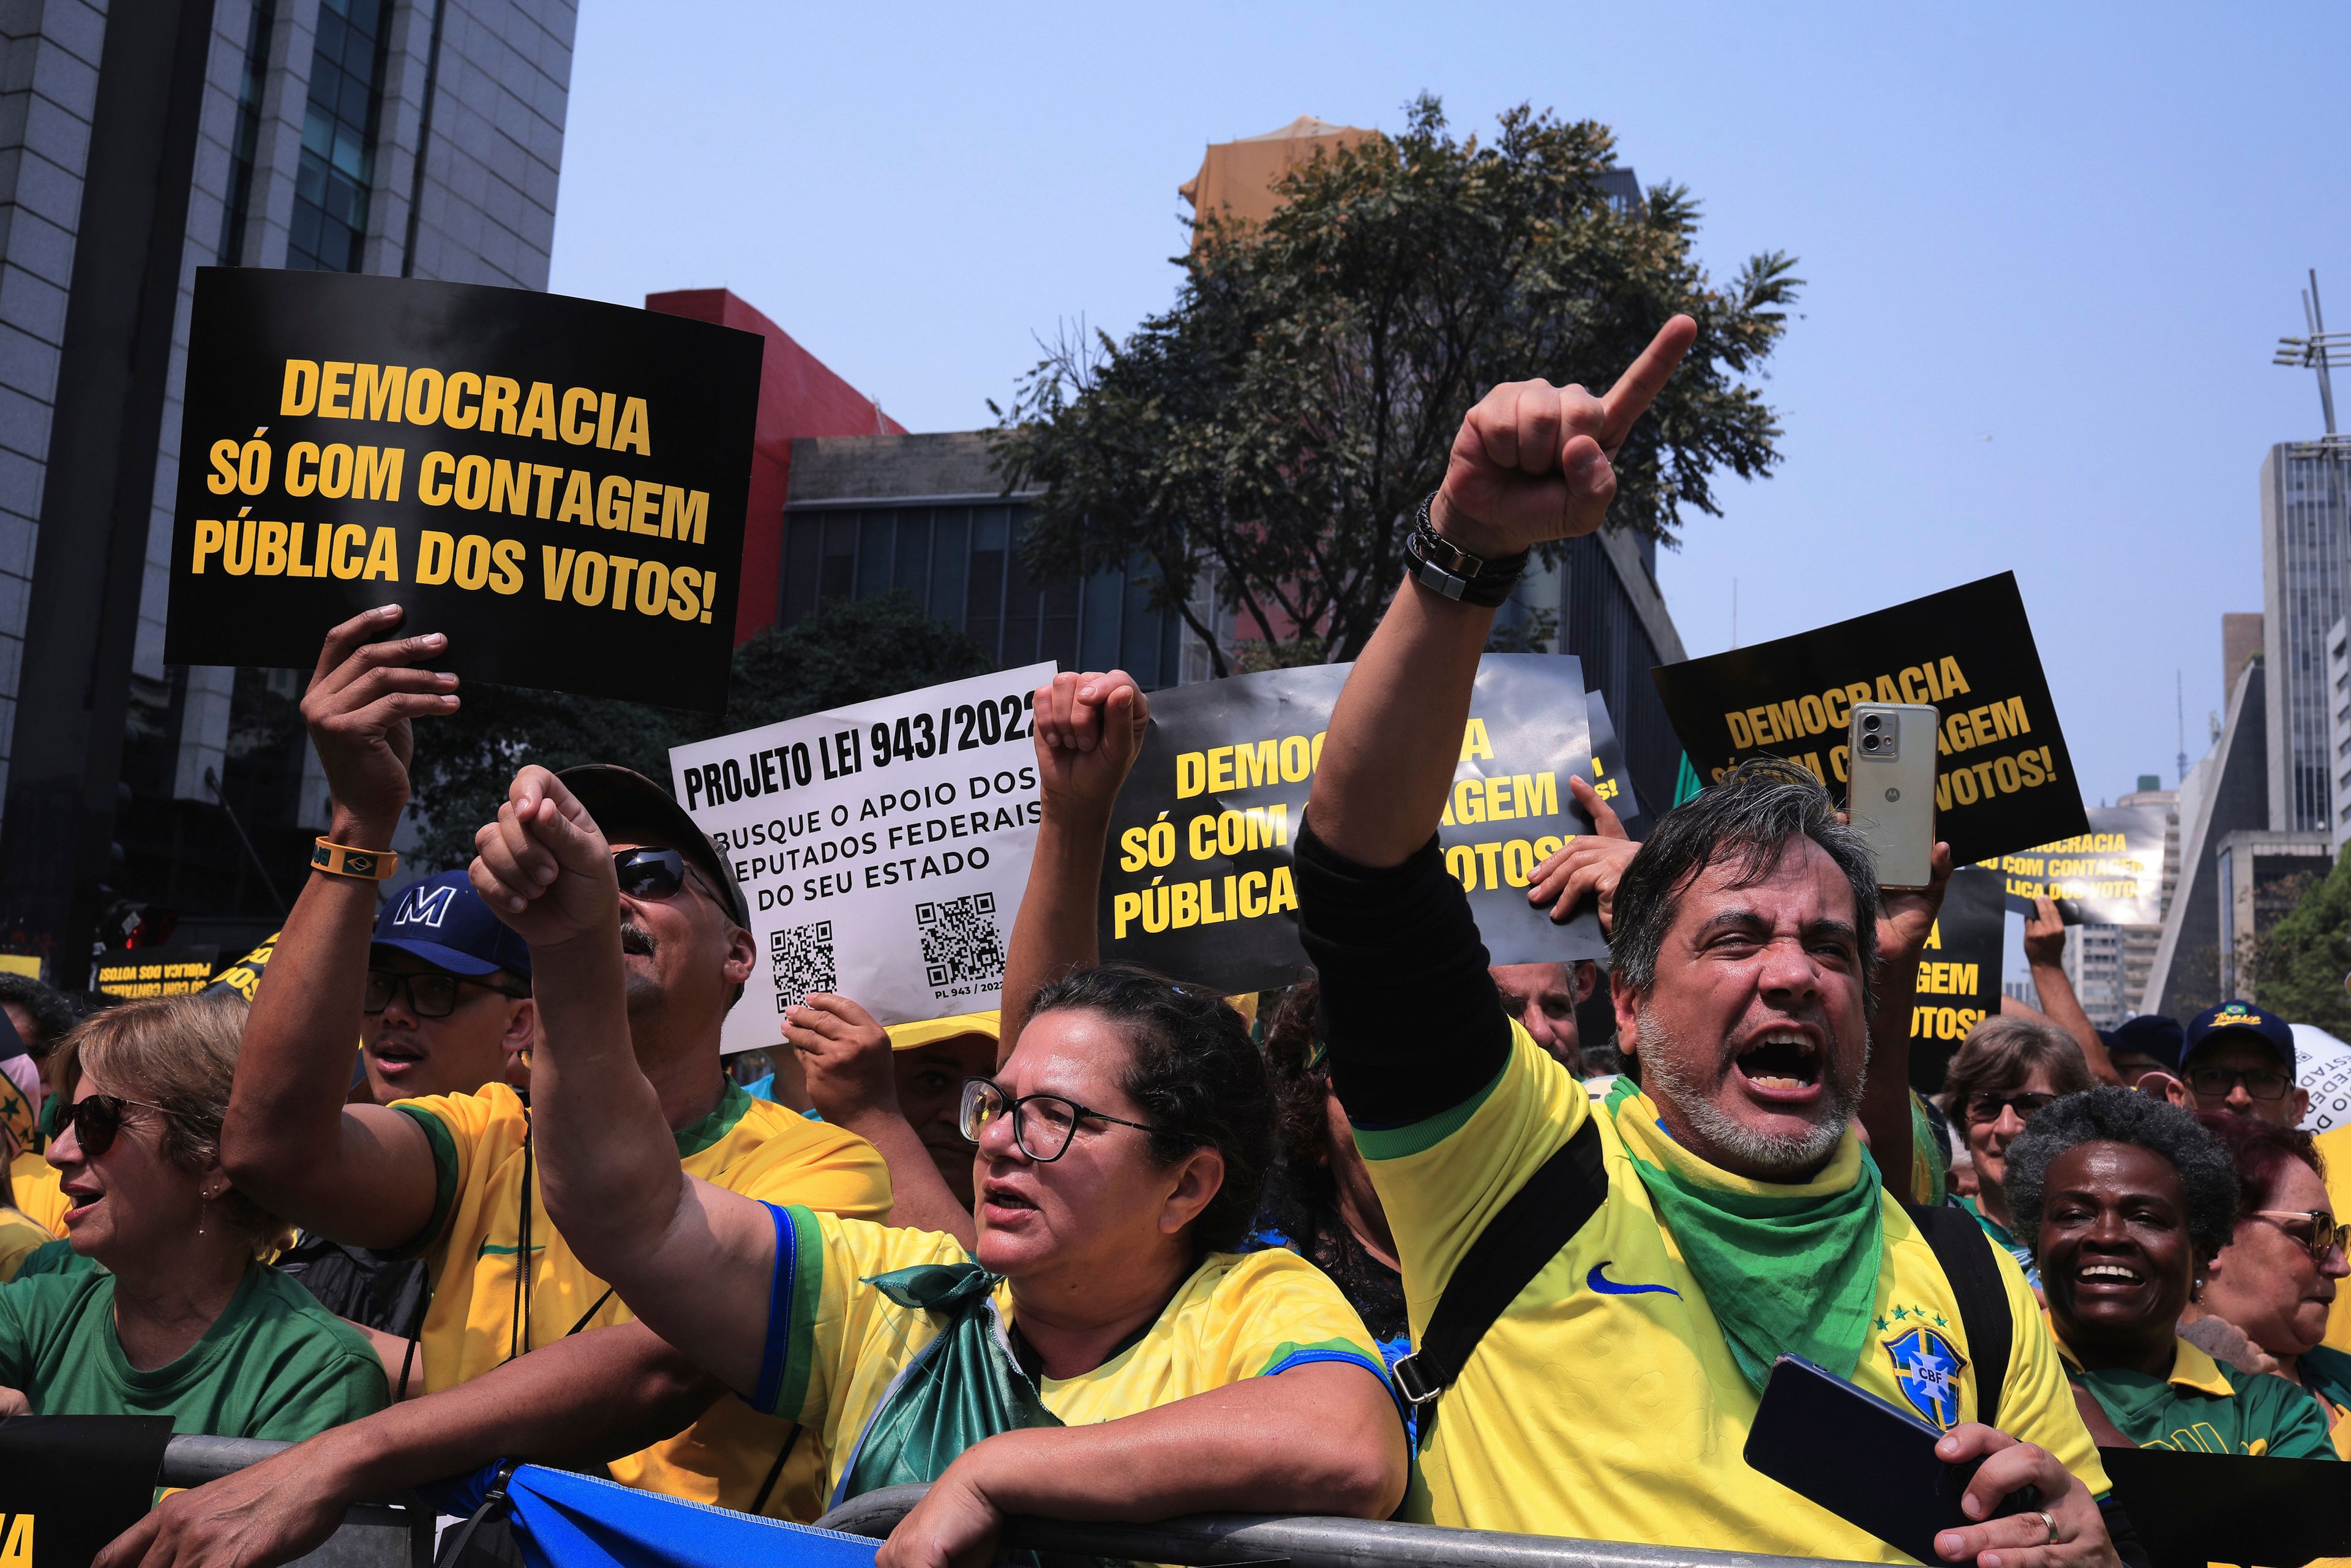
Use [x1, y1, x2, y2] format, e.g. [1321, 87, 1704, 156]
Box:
[557, 765, 747, 928]
[2106, 1013, 2185, 1073]
[2183, 999, 2296, 1076]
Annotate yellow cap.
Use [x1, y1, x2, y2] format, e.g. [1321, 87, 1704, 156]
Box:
[884, 1010, 1002, 1052]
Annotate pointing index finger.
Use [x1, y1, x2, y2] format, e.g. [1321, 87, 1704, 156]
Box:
[1599, 315, 1698, 452]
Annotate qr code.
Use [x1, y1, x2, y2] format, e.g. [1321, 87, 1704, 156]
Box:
[770, 920, 836, 1011]
[917, 893, 1004, 989]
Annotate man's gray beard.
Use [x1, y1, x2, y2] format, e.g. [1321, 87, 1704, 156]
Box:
[1633, 1010, 1862, 1177]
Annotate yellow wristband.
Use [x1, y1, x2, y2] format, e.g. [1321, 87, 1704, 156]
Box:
[311, 839, 399, 881]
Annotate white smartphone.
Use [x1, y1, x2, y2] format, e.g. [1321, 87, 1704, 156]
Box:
[1845, 703, 1937, 888]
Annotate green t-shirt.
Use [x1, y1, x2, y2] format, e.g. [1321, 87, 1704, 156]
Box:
[0, 1262, 388, 1440]
[2064, 1332, 2338, 1460]
[13, 1239, 96, 1281]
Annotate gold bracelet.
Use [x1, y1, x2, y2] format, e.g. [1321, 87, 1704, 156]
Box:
[312, 838, 399, 881]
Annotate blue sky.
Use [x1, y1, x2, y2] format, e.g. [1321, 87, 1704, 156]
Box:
[550, 1, 2351, 815]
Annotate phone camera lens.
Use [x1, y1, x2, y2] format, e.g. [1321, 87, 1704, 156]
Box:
[1862, 734, 1880, 751]
[1861, 715, 1881, 732]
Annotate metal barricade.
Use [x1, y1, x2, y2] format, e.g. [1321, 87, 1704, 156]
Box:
[814, 1485, 1862, 1568]
[165, 1438, 1864, 1568]
[160, 1437, 433, 1568]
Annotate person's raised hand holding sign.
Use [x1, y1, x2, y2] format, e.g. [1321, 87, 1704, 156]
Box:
[1524, 773, 1638, 930]
[302, 605, 459, 846]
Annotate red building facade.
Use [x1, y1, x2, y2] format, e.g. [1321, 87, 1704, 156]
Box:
[645, 288, 906, 643]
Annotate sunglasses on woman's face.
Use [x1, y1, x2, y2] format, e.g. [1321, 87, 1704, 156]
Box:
[2252, 1209, 2345, 1266]
[65, 1093, 178, 1159]
[1963, 1091, 2056, 1126]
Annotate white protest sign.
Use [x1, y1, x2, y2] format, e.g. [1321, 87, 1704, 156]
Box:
[2296, 1022, 2351, 1134]
[671, 662, 1054, 1053]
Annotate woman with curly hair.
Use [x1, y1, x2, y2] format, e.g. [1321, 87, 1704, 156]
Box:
[2191, 1112, 2351, 1456]
[2006, 1087, 2334, 1457]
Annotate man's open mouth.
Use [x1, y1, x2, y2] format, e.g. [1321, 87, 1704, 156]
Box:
[1733, 1030, 1821, 1095]
[620, 924, 656, 958]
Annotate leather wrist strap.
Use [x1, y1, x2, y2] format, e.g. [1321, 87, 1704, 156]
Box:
[311, 838, 398, 881]
[1403, 491, 1529, 609]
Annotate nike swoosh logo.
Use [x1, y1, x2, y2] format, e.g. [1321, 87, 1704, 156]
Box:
[1587, 1262, 1679, 1297]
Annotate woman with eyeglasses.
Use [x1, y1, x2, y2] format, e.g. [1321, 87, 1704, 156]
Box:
[466, 685, 1408, 1565]
[0, 994, 387, 1435]
[2190, 1112, 2351, 1456]
[2006, 1088, 2336, 1458]
[1940, 1016, 2094, 1289]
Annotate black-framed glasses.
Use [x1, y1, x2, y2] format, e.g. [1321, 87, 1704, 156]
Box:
[958, 1077, 1171, 1163]
[2185, 1066, 2293, 1101]
[66, 1093, 179, 1159]
[2251, 1209, 2345, 1265]
[364, 970, 527, 1019]
[1963, 1091, 2057, 1126]
[613, 847, 717, 907]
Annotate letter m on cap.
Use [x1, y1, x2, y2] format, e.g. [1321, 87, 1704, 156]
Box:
[394, 883, 456, 929]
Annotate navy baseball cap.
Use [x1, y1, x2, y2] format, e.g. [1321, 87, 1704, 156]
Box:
[2104, 1013, 2185, 1073]
[2183, 999, 2296, 1074]
[372, 871, 533, 978]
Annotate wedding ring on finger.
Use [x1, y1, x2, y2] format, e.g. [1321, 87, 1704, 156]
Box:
[2034, 1510, 2059, 1545]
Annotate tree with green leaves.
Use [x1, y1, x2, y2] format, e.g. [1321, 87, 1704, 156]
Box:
[405, 592, 989, 869]
[991, 96, 1799, 673]
[2244, 857, 2351, 1035]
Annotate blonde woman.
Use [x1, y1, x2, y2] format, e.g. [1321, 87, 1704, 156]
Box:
[0, 994, 385, 1436]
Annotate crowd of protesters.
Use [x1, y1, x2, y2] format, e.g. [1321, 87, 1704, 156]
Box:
[0, 320, 2326, 1568]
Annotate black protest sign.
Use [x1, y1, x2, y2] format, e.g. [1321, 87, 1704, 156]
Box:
[1586, 691, 1645, 837]
[167, 269, 762, 712]
[1100, 655, 1608, 996]
[92, 945, 217, 1000]
[203, 931, 277, 1001]
[1975, 805, 2169, 925]
[0, 1414, 174, 1568]
[1908, 866, 2004, 1092]
[1649, 573, 2085, 865]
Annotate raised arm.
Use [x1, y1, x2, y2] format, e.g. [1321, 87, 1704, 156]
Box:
[2021, 899, 2121, 1086]
[878, 1362, 1405, 1568]
[94, 1322, 721, 1568]
[221, 609, 455, 1249]
[1307, 320, 1693, 868]
[1857, 844, 1952, 1195]
[467, 767, 776, 1395]
[996, 671, 1149, 1062]
[1299, 323, 1694, 1121]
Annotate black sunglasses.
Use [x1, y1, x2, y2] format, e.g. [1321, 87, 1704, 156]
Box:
[1963, 1091, 2057, 1125]
[67, 1093, 179, 1159]
[613, 847, 718, 907]
[365, 970, 527, 1018]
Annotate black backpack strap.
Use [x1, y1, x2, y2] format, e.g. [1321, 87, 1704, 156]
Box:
[1392, 1116, 1606, 1420]
[1906, 1201, 2014, 1431]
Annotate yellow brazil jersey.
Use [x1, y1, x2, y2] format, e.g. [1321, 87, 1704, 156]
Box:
[1360, 1023, 2108, 1559]
[392, 1081, 890, 1520]
[0, 1206, 50, 1280]
[752, 1206, 1400, 1511]
[2318, 1125, 2351, 1357]
[10, 1150, 66, 1238]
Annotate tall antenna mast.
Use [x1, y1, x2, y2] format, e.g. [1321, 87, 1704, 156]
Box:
[2276, 268, 2349, 452]
[2177, 669, 2187, 784]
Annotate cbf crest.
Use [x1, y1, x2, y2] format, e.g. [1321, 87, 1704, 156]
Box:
[1882, 1324, 1967, 1428]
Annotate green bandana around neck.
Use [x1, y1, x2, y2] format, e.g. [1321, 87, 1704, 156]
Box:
[1604, 1078, 1886, 1391]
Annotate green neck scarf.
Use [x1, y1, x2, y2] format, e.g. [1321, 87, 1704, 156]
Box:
[1605, 1079, 1886, 1391]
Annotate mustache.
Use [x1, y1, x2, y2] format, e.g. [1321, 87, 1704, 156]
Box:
[619, 921, 656, 957]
